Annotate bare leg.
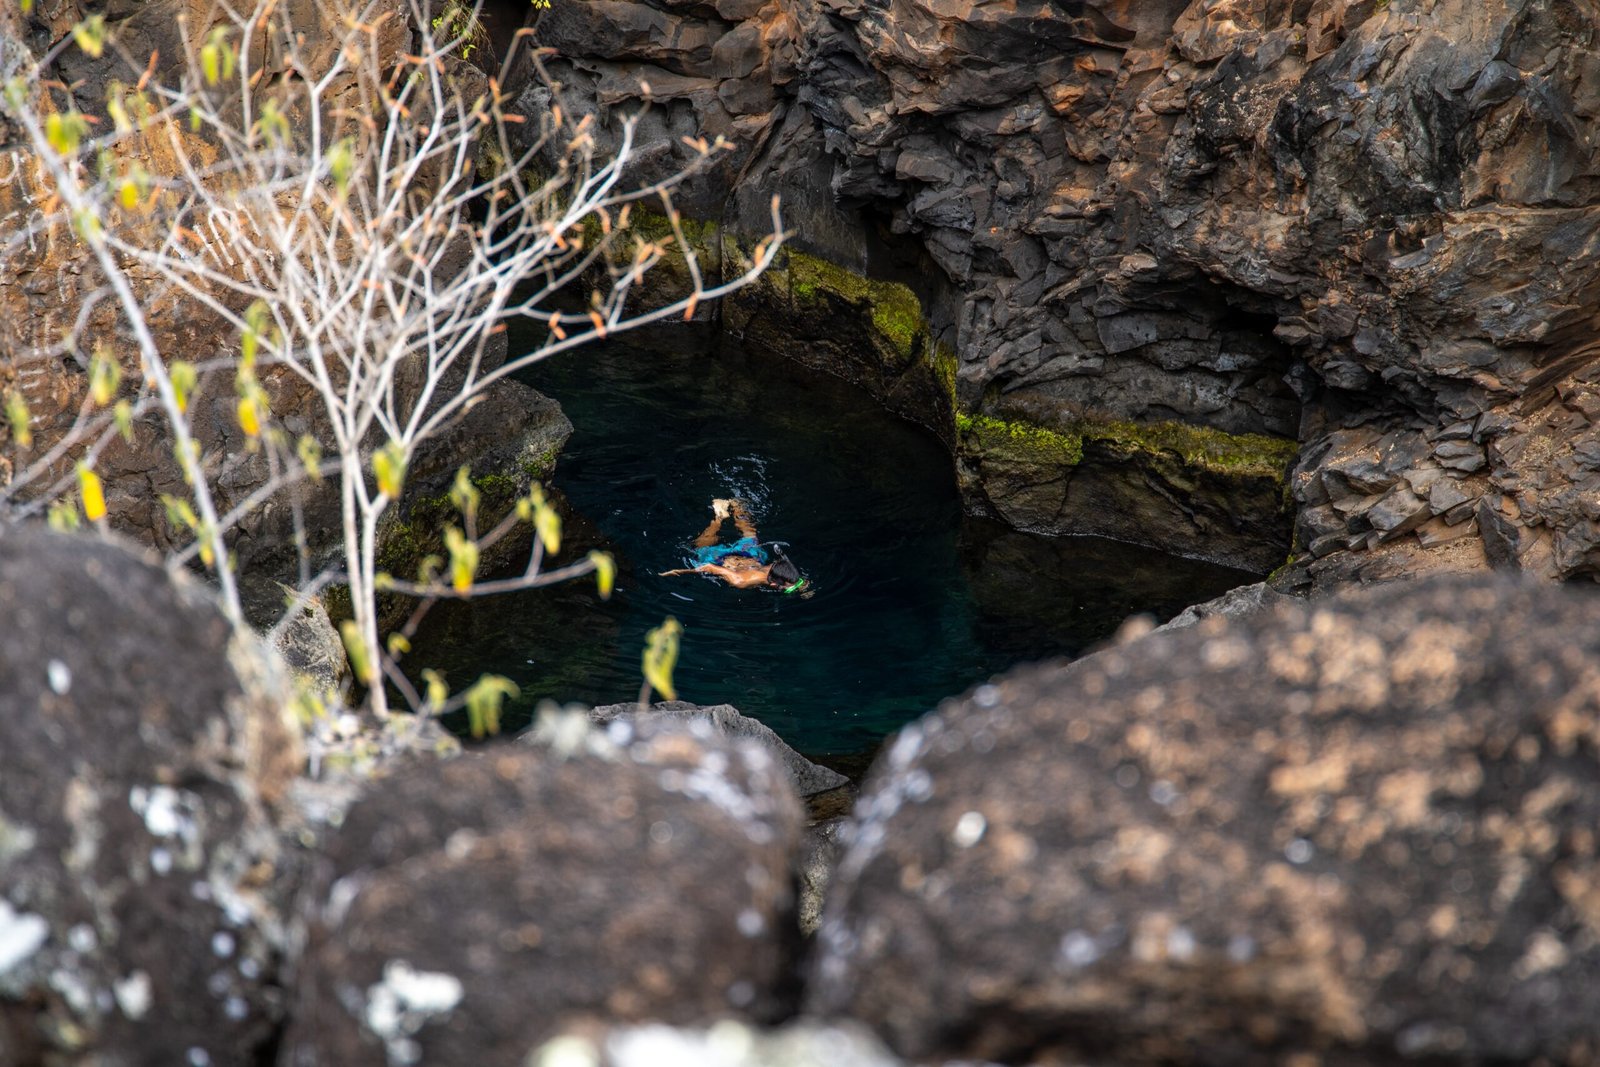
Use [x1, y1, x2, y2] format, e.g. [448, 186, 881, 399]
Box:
[731, 499, 758, 540]
[694, 513, 727, 547]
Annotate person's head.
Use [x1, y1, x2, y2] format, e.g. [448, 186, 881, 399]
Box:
[766, 553, 805, 593]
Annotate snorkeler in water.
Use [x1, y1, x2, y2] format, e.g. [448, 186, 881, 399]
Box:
[659, 498, 808, 593]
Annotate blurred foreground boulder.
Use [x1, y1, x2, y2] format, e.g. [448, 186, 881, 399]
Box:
[285, 714, 805, 1064]
[0, 527, 302, 1065]
[584, 702, 848, 799]
[810, 577, 1600, 1065]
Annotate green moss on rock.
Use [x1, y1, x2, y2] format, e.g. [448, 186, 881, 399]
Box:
[1079, 418, 1300, 480]
[959, 410, 1298, 485]
[957, 413, 1085, 467]
[787, 251, 924, 363]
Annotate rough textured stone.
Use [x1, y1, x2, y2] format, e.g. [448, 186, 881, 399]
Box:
[584, 701, 848, 798]
[284, 714, 805, 1064]
[0, 526, 302, 1066]
[797, 817, 844, 938]
[529, 0, 1600, 585]
[810, 576, 1600, 1065]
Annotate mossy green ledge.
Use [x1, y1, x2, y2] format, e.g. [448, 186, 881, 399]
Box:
[601, 206, 1299, 568]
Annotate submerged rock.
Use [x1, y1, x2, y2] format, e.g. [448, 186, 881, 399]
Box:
[285, 714, 804, 1064]
[585, 701, 848, 798]
[0, 527, 302, 1065]
[810, 576, 1600, 1065]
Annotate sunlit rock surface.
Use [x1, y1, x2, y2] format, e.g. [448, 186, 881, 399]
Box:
[0, 527, 302, 1065]
[285, 715, 805, 1064]
[809, 576, 1600, 1065]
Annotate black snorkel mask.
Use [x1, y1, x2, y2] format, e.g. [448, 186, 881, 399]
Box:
[768, 544, 807, 595]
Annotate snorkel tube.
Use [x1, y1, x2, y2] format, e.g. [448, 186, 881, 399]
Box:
[782, 576, 808, 595]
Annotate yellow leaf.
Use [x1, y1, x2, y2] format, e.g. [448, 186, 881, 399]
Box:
[642, 616, 682, 702]
[169, 361, 196, 412]
[464, 674, 518, 739]
[421, 668, 448, 710]
[77, 463, 106, 522]
[387, 633, 411, 657]
[71, 15, 106, 58]
[444, 526, 478, 594]
[236, 395, 260, 437]
[449, 465, 479, 523]
[339, 620, 374, 684]
[589, 551, 615, 600]
[534, 499, 561, 556]
[372, 440, 406, 497]
[89, 347, 121, 405]
[201, 42, 220, 85]
[5, 391, 32, 448]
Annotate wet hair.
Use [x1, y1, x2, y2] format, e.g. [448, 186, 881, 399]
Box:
[766, 553, 801, 589]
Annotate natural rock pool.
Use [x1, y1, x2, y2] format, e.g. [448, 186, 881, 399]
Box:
[408, 334, 1257, 758]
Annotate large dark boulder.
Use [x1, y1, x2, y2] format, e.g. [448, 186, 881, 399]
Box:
[809, 576, 1600, 1065]
[285, 714, 805, 1064]
[0, 526, 303, 1065]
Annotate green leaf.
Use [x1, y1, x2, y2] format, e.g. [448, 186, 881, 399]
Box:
[449, 465, 479, 524]
[464, 674, 519, 739]
[421, 668, 448, 710]
[71, 15, 106, 58]
[589, 550, 615, 599]
[113, 400, 133, 442]
[327, 136, 355, 194]
[534, 498, 561, 556]
[169, 361, 197, 412]
[444, 526, 478, 594]
[641, 616, 682, 702]
[46, 499, 79, 531]
[296, 434, 322, 482]
[372, 440, 406, 498]
[5, 390, 32, 448]
[339, 619, 374, 684]
[200, 42, 220, 85]
[20, 0, 34, 16]
[45, 110, 89, 155]
[387, 633, 411, 657]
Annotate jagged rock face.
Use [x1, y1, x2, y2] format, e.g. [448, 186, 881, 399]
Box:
[0, 527, 302, 1065]
[532, 0, 1600, 582]
[284, 716, 805, 1064]
[807, 576, 1600, 1065]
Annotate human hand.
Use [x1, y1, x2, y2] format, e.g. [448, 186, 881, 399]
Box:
[712, 498, 731, 519]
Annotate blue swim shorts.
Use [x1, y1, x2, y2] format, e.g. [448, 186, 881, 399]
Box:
[691, 536, 768, 567]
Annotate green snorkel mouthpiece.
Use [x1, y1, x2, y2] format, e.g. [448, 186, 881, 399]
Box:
[783, 576, 808, 595]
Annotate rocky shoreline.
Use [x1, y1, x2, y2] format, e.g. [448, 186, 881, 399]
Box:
[9, 526, 1600, 1065]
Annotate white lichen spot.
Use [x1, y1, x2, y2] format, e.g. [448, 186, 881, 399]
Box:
[736, 909, 765, 937]
[129, 785, 189, 839]
[366, 960, 464, 1065]
[151, 848, 173, 875]
[114, 970, 154, 1020]
[1227, 934, 1257, 962]
[224, 995, 249, 1021]
[951, 811, 987, 849]
[211, 932, 235, 959]
[1167, 926, 1197, 962]
[46, 658, 71, 695]
[186, 1048, 213, 1067]
[67, 924, 96, 954]
[0, 900, 50, 976]
[1285, 838, 1314, 865]
[1058, 931, 1100, 969]
[531, 1034, 601, 1067]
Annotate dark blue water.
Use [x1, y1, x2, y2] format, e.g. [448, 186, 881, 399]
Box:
[407, 335, 1257, 756]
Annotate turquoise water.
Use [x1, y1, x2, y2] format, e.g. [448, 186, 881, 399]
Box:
[407, 334, 1257, 756]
